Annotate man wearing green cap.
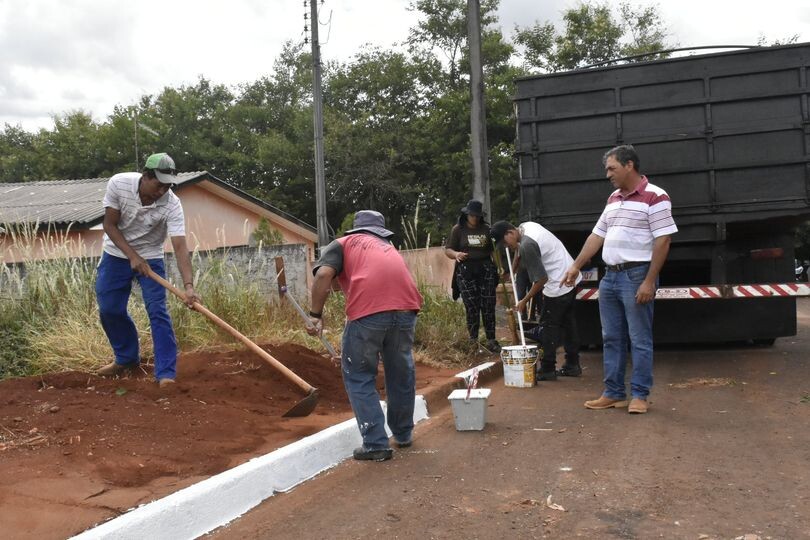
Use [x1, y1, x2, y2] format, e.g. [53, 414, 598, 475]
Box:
[95, 153, 200, 387]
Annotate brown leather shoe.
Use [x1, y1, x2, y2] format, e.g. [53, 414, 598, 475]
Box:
[584, 395, 628, 409]
[628, 398, 648, 414]
[97, 361, 136, 377]
[158, 378, 176, 388]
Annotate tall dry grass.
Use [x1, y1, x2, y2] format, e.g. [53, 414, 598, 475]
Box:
[1, 223, 470, 378]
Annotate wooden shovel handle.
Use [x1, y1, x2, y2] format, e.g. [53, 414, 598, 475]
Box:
[146, 269, 314, 394]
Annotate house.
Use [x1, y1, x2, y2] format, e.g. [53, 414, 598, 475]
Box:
[0, 171, 317, 264]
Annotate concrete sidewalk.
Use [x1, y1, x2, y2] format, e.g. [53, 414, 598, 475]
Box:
[210, 335, 810, 539]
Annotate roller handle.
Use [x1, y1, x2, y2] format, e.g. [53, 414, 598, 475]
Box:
[146, 269, 314, 394]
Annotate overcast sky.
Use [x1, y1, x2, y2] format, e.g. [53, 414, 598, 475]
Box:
[2, 0, 809, 131]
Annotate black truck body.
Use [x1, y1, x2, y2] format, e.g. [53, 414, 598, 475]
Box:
[513, 43, 810, 344]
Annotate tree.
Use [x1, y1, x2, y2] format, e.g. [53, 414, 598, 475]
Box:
[39, 111, 104, 180]
[0, 125, 43, 182]
[251, 217, 284, 246]
[406, 0, 499, 87]
[514, 1, 674, 72]
[553, 3, 623, 70]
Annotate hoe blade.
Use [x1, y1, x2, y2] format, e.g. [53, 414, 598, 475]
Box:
[282, 388, 319, 417]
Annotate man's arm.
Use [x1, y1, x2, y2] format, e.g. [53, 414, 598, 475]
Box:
[170, 235, 201, 307]
[563, 233, 605, 286]
[307, 265, 338, 336]
[516, 277, 547, 315]
[103, 207, 150, 275]
[635, 235, 671, 304]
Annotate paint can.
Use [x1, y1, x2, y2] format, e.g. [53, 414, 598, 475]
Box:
[500, 345, 538, 388]
[448, 388, 491, 431]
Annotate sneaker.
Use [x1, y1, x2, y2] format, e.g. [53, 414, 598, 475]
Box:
[353, 446, 393, 461]
[484, 339, 501, 353]
[97, 361, 136, 377]
[394, 438, 413, 448]
[536, 369, 557, 381]
[628, 398, 649, 414]
[523, 325, 543, 343]
[584, 395, 628, 409]
[158, 378, 176, 388]
[556, 364, 582, 377]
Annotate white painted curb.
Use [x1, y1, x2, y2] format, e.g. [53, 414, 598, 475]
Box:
[72, 395, 429, 540]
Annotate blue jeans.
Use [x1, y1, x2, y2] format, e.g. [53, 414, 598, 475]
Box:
[598, 264, 655, 400]
[95, 253, 178, 380]
[341, 311, 417, 450]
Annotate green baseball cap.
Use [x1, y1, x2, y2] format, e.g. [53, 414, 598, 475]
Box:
[144, 153, 177, 184]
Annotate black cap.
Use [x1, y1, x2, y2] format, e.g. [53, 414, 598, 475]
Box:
[490, 221, 514, 246]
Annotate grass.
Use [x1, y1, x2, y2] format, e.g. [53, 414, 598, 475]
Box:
[0, 224, 471, 378]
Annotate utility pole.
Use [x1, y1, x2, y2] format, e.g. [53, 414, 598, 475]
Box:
[133, 110, 139, 171]
[309, 0, 329, 249]
[467, 0, 490, 215]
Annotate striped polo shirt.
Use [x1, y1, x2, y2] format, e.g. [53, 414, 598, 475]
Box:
[593, 176, 677, 266]
[102, 172, 186, 260]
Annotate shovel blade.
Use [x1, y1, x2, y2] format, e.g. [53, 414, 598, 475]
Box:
[282, 388, 319, 417]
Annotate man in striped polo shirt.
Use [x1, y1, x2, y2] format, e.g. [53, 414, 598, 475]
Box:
[95, 153, 200, 387]
[563, 145, 677, 414]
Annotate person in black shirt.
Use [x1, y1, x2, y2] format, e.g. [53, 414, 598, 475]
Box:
[445, 200, 500, 352]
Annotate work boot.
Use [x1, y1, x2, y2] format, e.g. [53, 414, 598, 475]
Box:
[353, 446, 393, 462]
[484, 339, 501, 353]
[96, 361, 136, 377]
[394, 437, 413, 449]
[584, 395, 628, 409]
[628, 398, 649, 414]
[556, 363, 582, 377]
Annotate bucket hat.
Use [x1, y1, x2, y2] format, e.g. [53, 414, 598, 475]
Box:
[344, 210, 394, 238]
[460, 199, 484, 217]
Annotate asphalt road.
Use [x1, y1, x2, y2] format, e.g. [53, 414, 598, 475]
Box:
[210, 299, 810, 540]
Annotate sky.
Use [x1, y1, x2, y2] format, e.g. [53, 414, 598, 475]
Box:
[1, 0, 810, 131]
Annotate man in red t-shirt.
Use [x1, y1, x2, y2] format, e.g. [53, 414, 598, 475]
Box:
[308, 210, 423, 462]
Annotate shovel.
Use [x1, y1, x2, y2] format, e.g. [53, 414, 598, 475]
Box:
[146, 269, 319, 417]
[279, 285, 339, 359]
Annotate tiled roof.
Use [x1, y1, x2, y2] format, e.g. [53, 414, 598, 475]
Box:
[0, 172, 315, 234]
[0, 172, 205, 226]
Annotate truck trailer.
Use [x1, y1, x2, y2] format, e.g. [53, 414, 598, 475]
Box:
[514, 43, 810, 344]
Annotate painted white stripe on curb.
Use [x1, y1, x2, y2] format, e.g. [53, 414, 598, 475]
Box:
[72, 395, 429, 540]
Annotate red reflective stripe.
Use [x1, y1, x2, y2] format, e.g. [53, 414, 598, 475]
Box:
[580, 289, 598, 300]
[736, 286, 755, 297]
[702, 287, 721, 298]
[752, 284, 771, 296]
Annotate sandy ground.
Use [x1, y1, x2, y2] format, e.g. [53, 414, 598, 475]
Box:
[211, 299, 810, 540]
[0, 342, 458, 539]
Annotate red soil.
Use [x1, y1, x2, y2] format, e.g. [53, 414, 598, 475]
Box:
[0, 342, 456, 539]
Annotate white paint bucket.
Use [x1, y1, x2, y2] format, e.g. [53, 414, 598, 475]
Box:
[448, 388, 491, 431]
[500, 345, 538, 388]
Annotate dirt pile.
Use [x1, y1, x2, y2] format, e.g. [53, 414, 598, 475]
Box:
[0, 342, 456, 539]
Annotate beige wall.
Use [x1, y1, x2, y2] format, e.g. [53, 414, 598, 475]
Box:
[178, 184, 316, 261]
[0, 182, 317, 265]
[400, 246, 456, 295]
[0, 229, 104, 263]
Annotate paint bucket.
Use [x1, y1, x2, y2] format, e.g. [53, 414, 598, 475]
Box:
[448, 388, 491, 431]
[500, 345, 538, 388]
